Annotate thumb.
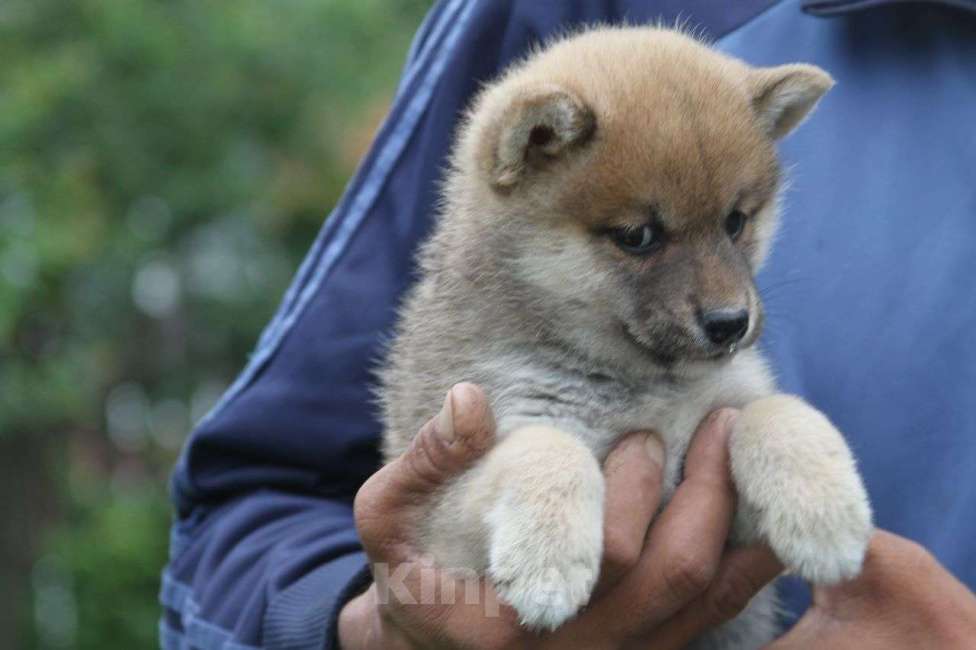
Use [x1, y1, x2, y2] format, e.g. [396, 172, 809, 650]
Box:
[762, 580, 847, 650]
[354, 383, 496, 559]
[387, 382, 496, 500]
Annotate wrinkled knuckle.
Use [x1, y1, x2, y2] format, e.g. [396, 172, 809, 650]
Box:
[705, 568, 759, 623]
[662, 551, 716, 601]
[406, 428, 454, 488]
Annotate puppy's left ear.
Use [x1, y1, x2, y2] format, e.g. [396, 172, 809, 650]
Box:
[488, 84, 595, 188]
[750, 64, 834, 139]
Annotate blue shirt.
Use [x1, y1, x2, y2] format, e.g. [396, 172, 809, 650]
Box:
[161, 2, 976, 648]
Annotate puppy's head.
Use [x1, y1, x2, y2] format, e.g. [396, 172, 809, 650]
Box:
[454, 28, 832, 369]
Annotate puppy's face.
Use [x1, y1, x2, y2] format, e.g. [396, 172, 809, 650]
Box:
[467, 29, 832, 367]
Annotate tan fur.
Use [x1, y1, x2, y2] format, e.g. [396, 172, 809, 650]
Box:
[378, 27, 871, 647]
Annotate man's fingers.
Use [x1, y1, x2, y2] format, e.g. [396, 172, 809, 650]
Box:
[596, 408, 740, 639]
[597, 432, 665, 595]
[701, 545, 783, 624]
[632, 545, 783, 649]
[681, 408, 739, 488]
[354, 382, 495, 561]
[643, 409, 738, 604]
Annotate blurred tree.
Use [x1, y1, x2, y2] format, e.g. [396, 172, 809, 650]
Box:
[0, 0, 429, 648]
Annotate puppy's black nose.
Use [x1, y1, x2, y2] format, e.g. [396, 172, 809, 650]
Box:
[701, 309, 750, 346]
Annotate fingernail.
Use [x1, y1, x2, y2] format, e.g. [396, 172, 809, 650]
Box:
[713, 409, 739, 439]
[645, 434, 664, 466]
[722, 410, 739, 431]
[435, 388, 455, 442]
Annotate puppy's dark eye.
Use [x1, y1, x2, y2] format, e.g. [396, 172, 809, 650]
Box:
[609, 224, 660, 255]
[725, 209, 748, 241]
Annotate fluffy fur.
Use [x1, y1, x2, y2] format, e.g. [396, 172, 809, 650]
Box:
[378, 26, 872, 648]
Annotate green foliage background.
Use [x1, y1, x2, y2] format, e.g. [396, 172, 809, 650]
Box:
[0, 1, 429, 647]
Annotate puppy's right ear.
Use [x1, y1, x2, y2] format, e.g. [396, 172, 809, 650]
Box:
[750, 64, 834, 140]
[486, 85, 595, 188]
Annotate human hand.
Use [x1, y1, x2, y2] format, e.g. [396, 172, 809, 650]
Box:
[338, 385, 782, 649]
[766, 530, 976, 649]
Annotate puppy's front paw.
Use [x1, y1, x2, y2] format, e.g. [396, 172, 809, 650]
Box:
[485, 454, 604, 630]
[489, 530, 601, 632]
[755, 482, 872, 584]
[732, 395, 873, 584]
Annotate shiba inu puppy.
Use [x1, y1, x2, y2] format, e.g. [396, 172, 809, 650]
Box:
[378, 26, 872, 648]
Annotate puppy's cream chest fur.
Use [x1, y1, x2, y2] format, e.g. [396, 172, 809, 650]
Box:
[486, 348, 774, 495]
